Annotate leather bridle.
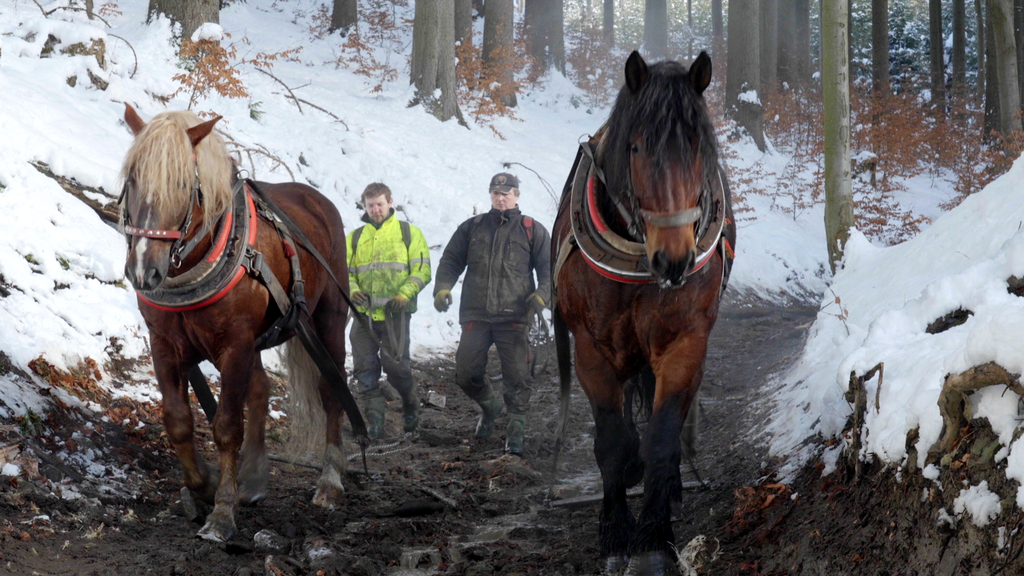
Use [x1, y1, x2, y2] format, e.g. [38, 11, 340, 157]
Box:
[580, 140, 711, 243]
[119, 162, 206, 269]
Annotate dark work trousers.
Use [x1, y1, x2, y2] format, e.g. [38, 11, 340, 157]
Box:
[350, 313, 414, 398]
[455, 321, 532, 414]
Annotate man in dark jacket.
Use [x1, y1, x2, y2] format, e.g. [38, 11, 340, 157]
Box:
[433, 173, 551, 455]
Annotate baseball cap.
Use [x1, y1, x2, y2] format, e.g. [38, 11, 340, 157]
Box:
[489, 172, 520, 195]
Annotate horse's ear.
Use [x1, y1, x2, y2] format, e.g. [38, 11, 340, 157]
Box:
[124, 103, 146, 136]
[625, 51, 649, 93]
[186, 115, 222, 148]
[690, 51, 712, 95]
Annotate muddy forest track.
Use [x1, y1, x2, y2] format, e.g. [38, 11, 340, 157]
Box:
[0, 294, 819, 575]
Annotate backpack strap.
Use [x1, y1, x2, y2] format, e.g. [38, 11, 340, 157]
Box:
[351, 226, 364, 255]
[523, 216, 534, 242]
[400, 220, 412, 249]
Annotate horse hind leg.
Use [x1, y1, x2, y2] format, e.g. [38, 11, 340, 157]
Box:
[237, 360, 271, 504]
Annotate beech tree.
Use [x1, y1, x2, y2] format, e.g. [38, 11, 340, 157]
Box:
[761, 0, 779, 91]
[331, 0, 356, 34]
[148, 0, 218, 42]
[411, 0, 463, 122]
[727, 0, 767, 151]
[823, 0, 853, 273]
[929, 0, 945, 108]
[644, 0, 668, 59]
[872, 0, 890, 93]
[991, 0, 1022, 134]
[525, 0, 565, 72]
[483, 0, 518, 106]
[604, 0, 614, 45]
[953, 0, 967, 93]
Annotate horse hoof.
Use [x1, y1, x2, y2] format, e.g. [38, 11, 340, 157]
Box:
[197, 517, 236, 543]
[625, 550, 676, 576]
[605, 555, 630, 574]
[312, 480, 344, 509]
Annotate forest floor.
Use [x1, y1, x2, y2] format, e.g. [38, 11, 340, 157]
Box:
[0, 293, 1008, 575]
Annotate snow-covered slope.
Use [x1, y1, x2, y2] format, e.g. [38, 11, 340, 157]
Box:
[768, 155, 1024, 515]
[0, 0, 948, 423]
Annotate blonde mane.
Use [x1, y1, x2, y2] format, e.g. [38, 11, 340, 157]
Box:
[120, 110, 234, 232]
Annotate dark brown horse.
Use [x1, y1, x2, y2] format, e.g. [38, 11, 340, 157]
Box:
[119, 105, 355, 542]
[553, 52, 736, 574]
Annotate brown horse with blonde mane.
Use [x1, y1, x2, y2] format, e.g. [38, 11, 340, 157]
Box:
[553, 52, 736, 574]
[119, 105, 357, 542]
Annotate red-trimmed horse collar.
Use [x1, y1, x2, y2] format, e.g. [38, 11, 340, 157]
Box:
[563, 142, 729, 285]
[134, 179, 258, 311]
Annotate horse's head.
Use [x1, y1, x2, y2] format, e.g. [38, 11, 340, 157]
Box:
[600, 51, 717, 287]
[119, 104, 232, 291]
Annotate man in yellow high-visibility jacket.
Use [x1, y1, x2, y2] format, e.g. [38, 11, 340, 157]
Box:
[347, 182, 431, 440]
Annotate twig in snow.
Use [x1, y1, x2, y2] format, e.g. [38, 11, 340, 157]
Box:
[254, 67, 303, 114]
[281, 95, 350, 130]
[31, 0, 112, 27]
[217, 130, 297, 181]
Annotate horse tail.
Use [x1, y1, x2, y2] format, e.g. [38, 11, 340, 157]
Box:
[284, 339, 326, 458]
[552, 305, 573, 471]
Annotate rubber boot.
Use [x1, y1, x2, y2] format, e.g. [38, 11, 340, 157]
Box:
[474, 388, 504, 439]
[402, 388, 420, 433]
[505, 413, 525, 455]
[362, 389, 387, 440]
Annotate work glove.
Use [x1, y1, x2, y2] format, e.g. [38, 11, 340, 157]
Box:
[526, 292, 546, 328]
[434, 289, 452, 312]
[386, 294, 409, 313]
[351, 290, 370, 308]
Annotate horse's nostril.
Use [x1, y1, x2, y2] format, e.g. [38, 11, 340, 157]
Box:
[651, 250, 669, 273]
[143, 267, 163, 290]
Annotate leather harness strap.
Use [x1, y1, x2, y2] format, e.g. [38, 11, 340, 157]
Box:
[555, 142, 730, 291]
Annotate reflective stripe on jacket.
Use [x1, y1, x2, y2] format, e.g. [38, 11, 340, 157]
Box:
[346, 211, 432, 321]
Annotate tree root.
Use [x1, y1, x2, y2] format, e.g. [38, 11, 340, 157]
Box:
[844, 362, 883, 481]
[926, 362, 1024, 466]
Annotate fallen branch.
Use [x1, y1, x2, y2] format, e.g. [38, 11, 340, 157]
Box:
[255, 67, 303, 114]
[25, 439, 84, 483]
[288, 96, 350, 130]
[927, 362, 1024, 465]
[844, 362, 883, 481]
[549, 481, 708, 508]
[267, 454, 321, 471]
[107, 34, 137, 78]
[31, 161, 119, 225]
[502, 161, 558, 204]
[30, 0, 112, 27]
[419, 485, 459, 509]
[217, 130, 297, 181]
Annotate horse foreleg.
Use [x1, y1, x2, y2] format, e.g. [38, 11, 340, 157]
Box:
[630, 343, 706, 572]
[199, 345, 254, 542]
[237, 360, 271, 504]
[152, 338, 217, 502]
[575, 336, 636, 569]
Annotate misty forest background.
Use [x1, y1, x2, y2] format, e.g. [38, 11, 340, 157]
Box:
[136, 0, 1024, 252]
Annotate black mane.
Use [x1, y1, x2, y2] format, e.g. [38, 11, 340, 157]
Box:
[599, 60, 718, 232]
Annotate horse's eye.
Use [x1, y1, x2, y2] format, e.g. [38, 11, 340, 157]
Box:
[630, 143, 640, 154]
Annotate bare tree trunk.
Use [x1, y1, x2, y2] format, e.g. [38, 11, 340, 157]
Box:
[795, 0, 812, 85]
[953, 0, 967, 93]
[526, 0, 565, 72]
[604, 0, 615, 45]
[85, 0, 94, 20]
[713, 0, 725, 59]
[644, 0, 668, 60]
[872, 0, 890, 92]
[688, 0, 694, 60]
[727, 0, 767, 150]
[930, 0, 946, 110]
[1015, 0, 1023, 106]
[986, 0, 1002, 135]
[977, 0, 987, 102]
[761, 0, 779, 91]
[331, 0, 357, 34]
[149, 0, 219, 42]
[992, 0, 1022, 134]
[823, 0, 853, 273]
[778, 0, 797, 86]
[411, 0, 464, 122]
[483, 0, 518, 107]
[456, 0, 474, 45]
